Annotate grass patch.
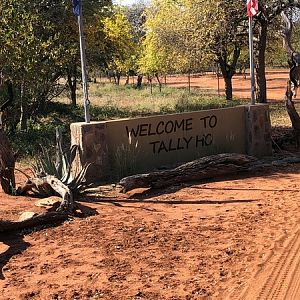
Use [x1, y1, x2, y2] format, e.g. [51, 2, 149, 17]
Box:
[269, 101, 292, 128]
[84, 82, 244, 118]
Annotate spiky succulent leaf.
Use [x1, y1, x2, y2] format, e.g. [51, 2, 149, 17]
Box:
[68, 163, 90, 192]
[31, 144, 90, 196]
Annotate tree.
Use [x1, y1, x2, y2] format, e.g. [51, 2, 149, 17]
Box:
[0, 0, 77, 128]
[0, 80, 15, 194]
[0, 0, 114, 119]
[125, 1, 148, 86]
[102, 6, 136, 85]
[141, 1, 203, 81]
[252, 1, 300, 103]
[83, 0, 113, 70]
[141, 0, 246, 100]
[199, 0, 245, 100]
[0, 128, 15, 195]
[139, 3, 175, 79]
[125, 0, 147, 42]
[64, 0, 113, 104]
[265, 18, 289, 67]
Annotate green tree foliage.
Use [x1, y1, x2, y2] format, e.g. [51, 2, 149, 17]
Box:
[265, 18, 289, 67]
[124, 0, 148, 85]
[0, 1, 75, 128]
[140, 0, 300, 101]
[83, 0, 113, 71]
[140, 0, 210, 83]
[140, 0, 187, 76]
[102, 6, 136, 84]
[191, 0, 246, 100]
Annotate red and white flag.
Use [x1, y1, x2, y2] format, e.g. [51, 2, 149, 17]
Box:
[247, 0, 259, 17]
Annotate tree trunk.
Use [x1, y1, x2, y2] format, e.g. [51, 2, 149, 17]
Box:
[155, 73, 162, 92]
[0, 130, 15, 194]
[67, 74, 77, 106]
[256, 20, 268, 103]
[147, 75, 153, 94]
[67, 63, 77, 106]
[116, 71, 121, 85]
[19, 81, 27, 131]
[188, 72, 191, 93]
[218, 46, 240, 101]
[224, 76, 233, 100]
[0, 211, 69, 233]
[119, 153, 300, 193]
[0, 80, 14, 130]
[136, 75, 143, 89]
[285, 80, 300, 146]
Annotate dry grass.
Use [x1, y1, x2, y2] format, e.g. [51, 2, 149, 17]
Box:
[269, 101, 296, 128]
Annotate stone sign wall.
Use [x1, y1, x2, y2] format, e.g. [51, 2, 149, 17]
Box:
[70, 104, 272, 182]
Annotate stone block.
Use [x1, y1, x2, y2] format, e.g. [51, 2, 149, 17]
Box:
[245, 104, 272, 158]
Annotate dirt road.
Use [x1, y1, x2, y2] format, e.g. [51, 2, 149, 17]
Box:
[228, 226, 300, 299]
[1, 160, 300, 299]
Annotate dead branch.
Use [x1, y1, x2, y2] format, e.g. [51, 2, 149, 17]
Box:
[18, 175, 74, 213]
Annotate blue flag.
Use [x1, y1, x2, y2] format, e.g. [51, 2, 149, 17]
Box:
[72, 0, 81, 16]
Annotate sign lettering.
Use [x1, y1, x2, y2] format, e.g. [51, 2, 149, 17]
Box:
[125, 115, 218, 155]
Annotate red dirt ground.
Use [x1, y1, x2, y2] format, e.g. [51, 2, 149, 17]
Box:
[1, 72, 300, 300]
[164, 69, 291, 101]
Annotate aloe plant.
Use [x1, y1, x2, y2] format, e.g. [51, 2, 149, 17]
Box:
[32, 144, 90, 195]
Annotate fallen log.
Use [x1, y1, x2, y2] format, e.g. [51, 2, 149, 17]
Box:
[0, 211, 69, 233]
[1, 175, 74, 233]
[17, 175, 74, 213]
[119, 153, 258, 192]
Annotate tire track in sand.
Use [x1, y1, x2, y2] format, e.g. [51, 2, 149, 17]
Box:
[233, 228, 300, 300]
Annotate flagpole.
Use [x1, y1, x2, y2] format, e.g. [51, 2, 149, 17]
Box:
[248, 15, 255, 105]
[77, 1, 90, 123]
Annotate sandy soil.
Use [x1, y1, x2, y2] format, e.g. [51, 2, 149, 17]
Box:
[1, 72, 300, 300]
[1, 161, 300, 300]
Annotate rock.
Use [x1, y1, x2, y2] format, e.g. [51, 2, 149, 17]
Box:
[35, 196, 61, 208]
[19, 211, 37, 222]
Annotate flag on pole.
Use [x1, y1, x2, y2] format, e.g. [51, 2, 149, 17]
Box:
[72, 0, 81, 16]
[247, 0, 258, 17]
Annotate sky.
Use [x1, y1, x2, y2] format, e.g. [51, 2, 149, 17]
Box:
[114, 0, 148, 6]
[114, 0, 137, 6]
